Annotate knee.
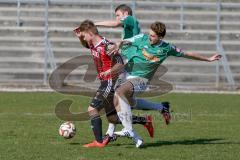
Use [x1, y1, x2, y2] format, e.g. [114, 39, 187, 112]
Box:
[88, 106, 94, 112]
[88, 106, 99, 117]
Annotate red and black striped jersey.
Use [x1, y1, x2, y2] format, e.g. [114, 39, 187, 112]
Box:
[89, 37, 123, 80]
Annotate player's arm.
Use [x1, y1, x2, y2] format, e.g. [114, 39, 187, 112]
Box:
[106, 62, 125, 76]
[95, 20, 122, 28]
[107, 34, 145, 55]
[168, 44, 222, 62]
[99, 54, 124, 77]
[183, 52, 222, 62]
[111, 54, 125, 74]
[107, 40, 131, 55]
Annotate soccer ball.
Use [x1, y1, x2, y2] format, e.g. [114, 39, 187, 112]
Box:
[59, 122, 76, 139]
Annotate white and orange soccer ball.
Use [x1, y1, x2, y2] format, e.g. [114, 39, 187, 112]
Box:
[59, 122, 76, 139]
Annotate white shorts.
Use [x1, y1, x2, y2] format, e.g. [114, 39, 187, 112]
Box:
[126, 76, 148, 95]
[115, 72, 149, 96]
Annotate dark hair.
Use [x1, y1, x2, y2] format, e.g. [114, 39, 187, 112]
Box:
[150, 21, 166, 38]
[115, 4, 132, 16]
[79, 19, 98, 34]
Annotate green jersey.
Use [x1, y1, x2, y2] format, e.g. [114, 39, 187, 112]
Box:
[120, 15, 140, 39]
[122, 34, 185, 80]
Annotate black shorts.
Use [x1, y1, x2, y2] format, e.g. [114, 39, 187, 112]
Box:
[90, 79, 116, 116]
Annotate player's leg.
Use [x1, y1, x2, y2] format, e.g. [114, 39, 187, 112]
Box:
[113, 80, 143, 148]
[117, 72, 171, 124]
[132, 114, 154, 138]
[134, 98, 164, 111]
[114, 81, 135, 132]
[105, 109, 154, 139]
[104, 83, 154, 140]
[83, 105, 106, 148]
[134, 99, 171, 125]
[100, 80, 119, 140]
[88, 106, 103, 141]
[83, 81, 112, 148]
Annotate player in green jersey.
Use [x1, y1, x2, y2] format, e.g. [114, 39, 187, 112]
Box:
[95, 4, 172, 110]
[95, 4, 140, 39]
[112, 21, 222, 144]
[95, 5, 172, 144]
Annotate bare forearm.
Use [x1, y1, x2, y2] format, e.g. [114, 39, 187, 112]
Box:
[118, 40, 131, 48]
[184, 52, 211, 62]
[110, 63, 124, 75]
[95, 20, 121, 27]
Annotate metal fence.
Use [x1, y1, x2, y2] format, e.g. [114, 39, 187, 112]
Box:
[0, 0, 238, 88]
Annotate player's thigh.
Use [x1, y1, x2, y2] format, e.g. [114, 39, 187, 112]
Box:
[101, 93, 119, 124]
[88, 93, 104, 117]
[115, 81, 135, 106]
[89, 80, 114, 108]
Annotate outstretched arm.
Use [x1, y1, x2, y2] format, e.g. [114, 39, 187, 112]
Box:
[95, 20, 122, 27]
[183, 52, 222, 62]
[107, 40, 132, 55]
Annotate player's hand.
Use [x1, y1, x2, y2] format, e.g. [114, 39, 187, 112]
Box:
[207, 54, 222, 62]
[107, 42, 120, 55]
[73, 27, 90, 49]
[73, 27, 82, 37]
[99, 70, 111, 77]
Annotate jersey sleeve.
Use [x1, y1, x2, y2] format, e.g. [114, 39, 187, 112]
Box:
[167, 44, 185, 57]
[124, 33, 145, 46]
[121, 16, 134, 28]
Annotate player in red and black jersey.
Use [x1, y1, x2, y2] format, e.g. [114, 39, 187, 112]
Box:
[90, 37, 123, 81]
[74, 20, 153, 148]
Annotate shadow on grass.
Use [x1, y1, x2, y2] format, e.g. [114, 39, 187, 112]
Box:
[143, 138, 237, 148]
[110, 138, 239, 149]
[69, 142, 81, 145]
[68, 138, 240, 149]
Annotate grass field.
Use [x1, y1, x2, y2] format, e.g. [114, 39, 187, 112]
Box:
[0, 92, 239, 160]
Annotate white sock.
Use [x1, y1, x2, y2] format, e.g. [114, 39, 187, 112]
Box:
[106, 123, 116, 137]
[116, 94, 133, 131]
[134, 98, 164, 111]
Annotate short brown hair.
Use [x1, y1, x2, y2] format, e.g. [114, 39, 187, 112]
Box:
[115, 4, 132, 16]
[79, 19, 98, 34]
[150, 21, 166, 38]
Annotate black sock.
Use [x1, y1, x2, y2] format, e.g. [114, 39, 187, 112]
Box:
[91, 115, 103, 143]
[132, 115, 146, 125]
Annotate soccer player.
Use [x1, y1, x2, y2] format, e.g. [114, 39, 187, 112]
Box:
[95, 4, 171, 141]
[74, 20, 153, 148]
[112, 21, 222, 144]
[96, 4, 171, 115]
[95, 4, 140, 40]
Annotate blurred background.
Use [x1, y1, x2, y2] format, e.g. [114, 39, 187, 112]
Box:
[0, 0, 239, 92]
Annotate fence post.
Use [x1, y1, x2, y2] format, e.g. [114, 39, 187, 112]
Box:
[17, 0, 21, 26]
[180, 2, 184, 31]
[216, 0, 236, 89]
[215, 1, 221, 87]
[44, 0, 49, 85]
[110, 0, 113, 19]
[132, 0, 136, 16]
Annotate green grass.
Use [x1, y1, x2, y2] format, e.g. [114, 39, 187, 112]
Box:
[0, 92, 240, 160]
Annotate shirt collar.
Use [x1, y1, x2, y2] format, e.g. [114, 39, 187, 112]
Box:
[94, 37, 105, 48]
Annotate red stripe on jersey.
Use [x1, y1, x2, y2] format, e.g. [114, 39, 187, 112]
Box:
[90, 37, 118, 80]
